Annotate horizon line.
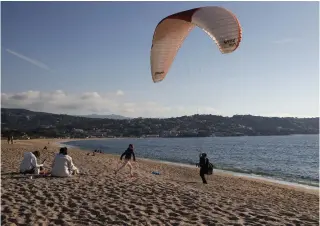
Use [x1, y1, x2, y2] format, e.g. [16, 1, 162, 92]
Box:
[2, 107, 319, 119]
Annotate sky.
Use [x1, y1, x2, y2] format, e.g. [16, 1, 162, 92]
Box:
[1, 1, 319, 118]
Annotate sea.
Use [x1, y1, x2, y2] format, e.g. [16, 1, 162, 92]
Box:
[62, 134, 319, 188]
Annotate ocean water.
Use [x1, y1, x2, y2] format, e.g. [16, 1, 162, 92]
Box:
[63, 135, 319, 187]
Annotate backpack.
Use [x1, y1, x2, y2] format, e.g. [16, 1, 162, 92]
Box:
[207, 162, 214, 175]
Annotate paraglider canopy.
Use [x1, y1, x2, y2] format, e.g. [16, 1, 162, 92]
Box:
[150, 6, 242, 83]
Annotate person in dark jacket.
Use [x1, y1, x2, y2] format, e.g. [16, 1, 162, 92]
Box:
[114, 144, 136, 177]
[196, 153, 209, 184]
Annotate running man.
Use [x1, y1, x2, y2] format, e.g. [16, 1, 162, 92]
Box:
[114, 144, 136, 177]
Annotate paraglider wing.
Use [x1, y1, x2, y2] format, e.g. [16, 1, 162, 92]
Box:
[150, 6, 242, 83]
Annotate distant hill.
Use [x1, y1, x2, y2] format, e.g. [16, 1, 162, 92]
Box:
[78, 114, 130, 120]
[1, 108, 319, 139]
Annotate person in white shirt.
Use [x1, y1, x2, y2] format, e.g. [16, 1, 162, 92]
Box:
[20, 151, 43, 175]
[51, 147, 79, 177]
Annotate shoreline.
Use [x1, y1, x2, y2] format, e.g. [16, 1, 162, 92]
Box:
[58, 140, 319, 192]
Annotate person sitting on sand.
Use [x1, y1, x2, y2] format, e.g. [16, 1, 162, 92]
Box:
[20, 151, 44, 174]
[114, 144, 136, 177]
[51, 147, 79, 177]
[196, 153, 209, 184]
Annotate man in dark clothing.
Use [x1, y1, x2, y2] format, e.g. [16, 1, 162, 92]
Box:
[120, 144, 136, 161]
[114, 144, 136, 176]
[197, 153, 209, 184]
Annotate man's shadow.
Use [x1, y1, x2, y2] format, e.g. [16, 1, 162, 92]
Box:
[2, 171, 91, 181]
[165, 178, 199, 184]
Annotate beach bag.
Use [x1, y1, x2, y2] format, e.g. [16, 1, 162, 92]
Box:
[207, 163, 214, 175]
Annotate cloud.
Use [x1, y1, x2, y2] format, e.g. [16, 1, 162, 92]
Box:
[261, 112, 317, 118]
[116, 90, 124, 96]
[1, 90, 220, 118]
[272, 38, 296, 44]
[6, 49, 51, 71]
[81, 92, 101, 100]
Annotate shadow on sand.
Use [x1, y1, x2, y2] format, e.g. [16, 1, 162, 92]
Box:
[165, 178, 199, 184]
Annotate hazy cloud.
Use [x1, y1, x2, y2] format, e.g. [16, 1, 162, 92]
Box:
[272, 38, 296, 44]
[6, 49, 51, 71]
[261, 112, 317, 118]
[1, 90, 219, 118]
[116, 90, 124, 96]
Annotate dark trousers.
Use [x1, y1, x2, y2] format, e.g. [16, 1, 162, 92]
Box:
[200, 168, 207, 184]
[21, 168, 35, 174]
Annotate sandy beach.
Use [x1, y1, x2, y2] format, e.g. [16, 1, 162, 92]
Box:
[1, 139, 319, 226]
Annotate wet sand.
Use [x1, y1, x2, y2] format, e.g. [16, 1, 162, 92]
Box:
[1, 139, 319, 226]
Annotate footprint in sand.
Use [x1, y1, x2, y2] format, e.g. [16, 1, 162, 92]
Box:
[228, 215, 240, 221]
